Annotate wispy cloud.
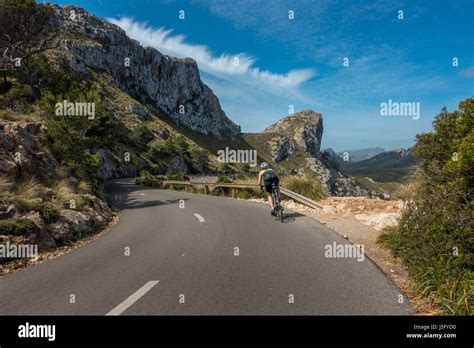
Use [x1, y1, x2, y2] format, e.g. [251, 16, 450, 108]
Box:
[108, 17, 315, 91]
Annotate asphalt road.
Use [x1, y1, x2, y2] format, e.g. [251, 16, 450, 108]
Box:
[0, 179, 411, 315]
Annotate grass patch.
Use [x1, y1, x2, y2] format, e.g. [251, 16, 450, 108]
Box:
[280, 175, 326, 201]
[15, 178, 42, 201]
[0, 175, 14, 202]
[0, 218, 37, 235]
[35, 202, 60, 223]
[52, 180, 74, 206]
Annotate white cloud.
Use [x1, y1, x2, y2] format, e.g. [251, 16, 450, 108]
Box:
[108, 17, 315, 90]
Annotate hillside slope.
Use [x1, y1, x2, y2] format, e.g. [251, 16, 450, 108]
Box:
[0, 2, 249, 254]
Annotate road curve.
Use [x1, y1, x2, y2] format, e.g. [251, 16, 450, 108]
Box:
[0, 178, 410, 315]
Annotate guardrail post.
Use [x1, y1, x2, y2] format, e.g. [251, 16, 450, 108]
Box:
[232, 188, 235, 198]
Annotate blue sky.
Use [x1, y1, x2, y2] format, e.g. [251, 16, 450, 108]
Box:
[48, 0, 474, 151]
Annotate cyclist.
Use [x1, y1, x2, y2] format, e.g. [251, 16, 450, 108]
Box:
[258, 162, 280, 215]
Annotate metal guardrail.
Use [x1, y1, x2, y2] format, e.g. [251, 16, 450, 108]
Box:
[156, 180, 323, 210]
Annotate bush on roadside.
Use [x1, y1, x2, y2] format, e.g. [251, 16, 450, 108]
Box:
[190, 148, 210, 173]
[379, 98, 473, 315]
[34, 202, 60, 223]
[217, 175, 232, 183]
[0, 218, 37, 235]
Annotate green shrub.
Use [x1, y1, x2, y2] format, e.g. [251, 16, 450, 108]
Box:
[0, 218, 37, 235]
[35, 202, 60, 223]
[0, 83, 32, 110]
[211, 187, 228, 196]
[79, 195, 94, 208]
[136, 171, 163, 188]
[190, 148, 210, 173]
[42, 85, 119, 180]
[165, 173, 190, 181]
[217, 175, 232, 183]
[128, 125, 154, 150]
[379, 98, 474, 315]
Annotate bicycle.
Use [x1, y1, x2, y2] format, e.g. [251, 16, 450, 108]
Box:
[260, 183, 284, 222]
[269, 182, 284, 222]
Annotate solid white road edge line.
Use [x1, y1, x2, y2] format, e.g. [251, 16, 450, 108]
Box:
[106, 280, 159, 316]
[193, 213, 205, 223]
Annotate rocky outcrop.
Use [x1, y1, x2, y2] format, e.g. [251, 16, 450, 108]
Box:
[51, 5, 241, 139]
[264, 110, 323, 157]
[0, 121, 114, 252]
[268, 136, 295, 162]
[49, 194, 112, 245]
[164, 155, 189, 175]
[248, 110, 378, 197]
[95, 149, 141, 180]
[306, 152, 377, 197]
[0, 122, 58, 179]
[23, 212, 57, 251]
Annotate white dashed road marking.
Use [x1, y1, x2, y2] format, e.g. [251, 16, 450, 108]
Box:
[106, 280, 159, 316]
[193, 213, 205, 223]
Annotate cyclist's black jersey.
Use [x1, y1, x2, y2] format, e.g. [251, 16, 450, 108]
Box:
[262, 169, 278, 182]
[262, 169, 279, 193]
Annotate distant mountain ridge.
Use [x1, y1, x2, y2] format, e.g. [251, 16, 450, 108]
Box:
[337, 147, 385, 162]
[341, 147, 419, 182]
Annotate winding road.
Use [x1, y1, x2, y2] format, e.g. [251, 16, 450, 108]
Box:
[0, 179, 410, 315]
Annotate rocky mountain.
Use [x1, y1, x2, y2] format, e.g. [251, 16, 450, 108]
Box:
[263, 109, 323, 159]
[0, 2, 246, 252]
[341, 147, 419, 182]
[244, 110, 378, 197]
[52, 5, 240, 140]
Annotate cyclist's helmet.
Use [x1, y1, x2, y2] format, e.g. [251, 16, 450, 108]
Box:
[260, 162, 271, 169]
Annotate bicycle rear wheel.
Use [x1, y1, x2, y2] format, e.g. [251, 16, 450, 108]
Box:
[278, 206, 284, 222]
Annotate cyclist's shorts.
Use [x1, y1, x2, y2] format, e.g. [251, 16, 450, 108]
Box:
[264, 177, 279, 193]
